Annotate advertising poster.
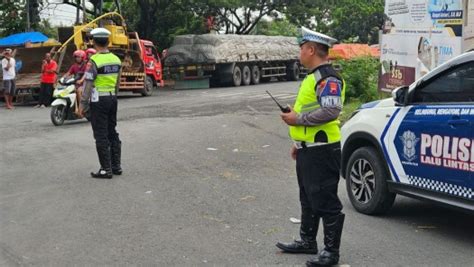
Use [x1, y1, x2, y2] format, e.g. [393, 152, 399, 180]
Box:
[379, 31, 462, 90]
[380, 0, 464, 91]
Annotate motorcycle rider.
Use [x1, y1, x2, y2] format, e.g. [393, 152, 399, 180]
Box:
[61, 50, 87, 113]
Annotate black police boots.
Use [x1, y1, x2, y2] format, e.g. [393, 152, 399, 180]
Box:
[91, 145, 113, 179]
[276, 214, 319, 254]
[306, 213, 345, 267]
[111, 141, 122, 175]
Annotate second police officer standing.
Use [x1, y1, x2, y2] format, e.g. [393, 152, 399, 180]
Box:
[80, 28, 123, 179]
[277, 27, 346, 267]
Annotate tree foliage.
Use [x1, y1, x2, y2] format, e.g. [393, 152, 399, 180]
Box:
[336, 57, 380, 102]
[283, 0, 384, 44]
[254, 18, 298, 37]
[191, 0, 284, 34]
[0, 1, 27, 36]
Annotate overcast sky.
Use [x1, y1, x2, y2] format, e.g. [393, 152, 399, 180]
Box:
[40, 1, 91, 27]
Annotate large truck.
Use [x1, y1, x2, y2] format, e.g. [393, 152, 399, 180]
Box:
[379, 0, 474, 91]
[163, 34, 302, 89]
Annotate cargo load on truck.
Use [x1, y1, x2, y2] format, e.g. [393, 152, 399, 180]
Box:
[164, 34, 302, 89]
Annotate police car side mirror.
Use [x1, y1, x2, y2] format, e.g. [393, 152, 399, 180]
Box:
[392, 86, 408, 106]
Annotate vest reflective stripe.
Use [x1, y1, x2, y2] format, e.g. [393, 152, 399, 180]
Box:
[289, 69, 346, 143]
[91, 53, 121, 92]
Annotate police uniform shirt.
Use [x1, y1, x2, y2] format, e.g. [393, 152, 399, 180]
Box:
[296, 63, 343, 126]
[80, 50, 120, 111]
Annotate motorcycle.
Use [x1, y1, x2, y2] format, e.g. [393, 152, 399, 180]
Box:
[50, 77, 90, 126]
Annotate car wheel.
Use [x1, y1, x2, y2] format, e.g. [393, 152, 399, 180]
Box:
[345, 146, 396, 215]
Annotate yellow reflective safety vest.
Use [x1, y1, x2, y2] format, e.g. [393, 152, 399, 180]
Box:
[90, 52, 122, 92]
[289, 64, 346, 143]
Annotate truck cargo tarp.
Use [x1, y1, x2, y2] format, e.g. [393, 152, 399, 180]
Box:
[0, 32, 49, 47]
[329, 44, 380, 60]
[164, 34, 299, 66]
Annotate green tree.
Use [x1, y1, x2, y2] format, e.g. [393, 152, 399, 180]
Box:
[125, 0, 206, 50]
[38, 19, 58, 39]
[0, 1, 27, 36]
[284, 0, 384, 44]
[254, 18, 299, 37]
[191, 0, 285, 34]
[329, 0, 384, 44]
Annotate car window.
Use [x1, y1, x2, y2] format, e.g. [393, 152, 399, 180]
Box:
[413, 62, 474, 103]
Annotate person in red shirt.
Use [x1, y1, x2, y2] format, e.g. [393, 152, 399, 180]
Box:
[36, 53, 57, 108]
[62, 50, 86, 81]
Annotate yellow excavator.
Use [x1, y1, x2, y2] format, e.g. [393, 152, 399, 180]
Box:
[13, 12, 163, 102]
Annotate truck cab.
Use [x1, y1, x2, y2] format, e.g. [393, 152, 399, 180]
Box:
[140, 39, 163, 87]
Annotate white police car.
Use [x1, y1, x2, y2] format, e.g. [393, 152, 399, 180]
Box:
[341, 52, 474, 214]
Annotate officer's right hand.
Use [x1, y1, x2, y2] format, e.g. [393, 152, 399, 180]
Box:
[290, 145, 297, 160]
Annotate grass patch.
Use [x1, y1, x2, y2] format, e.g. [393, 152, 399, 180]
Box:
[340, 99, 362, 125]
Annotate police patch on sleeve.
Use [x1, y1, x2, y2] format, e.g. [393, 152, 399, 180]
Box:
[318, 78, 342, 108]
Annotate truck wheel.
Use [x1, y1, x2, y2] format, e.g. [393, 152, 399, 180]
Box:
[242, 65, 251, 86]
[287, 61, 300, 81]
[141, 76, 154, 96]
[251, 66, 260, 85]
[232, 66, 242, 87]
[51, 105, 66, 126]
[345, 146, 396, 215]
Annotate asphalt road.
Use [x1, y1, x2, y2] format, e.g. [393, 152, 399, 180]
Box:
[1, 81, 473, 266]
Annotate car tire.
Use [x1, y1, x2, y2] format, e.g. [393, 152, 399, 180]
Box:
[345, 146, 396, 215]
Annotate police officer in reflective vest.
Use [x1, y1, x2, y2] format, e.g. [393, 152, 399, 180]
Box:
[80, 28, 122, 179]
[276, 27, 346, 267]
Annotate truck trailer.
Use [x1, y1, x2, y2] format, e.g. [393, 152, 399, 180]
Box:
[164, 34, 302, 89]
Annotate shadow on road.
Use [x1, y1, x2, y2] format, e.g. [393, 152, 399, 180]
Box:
[384, 197, 474, 246]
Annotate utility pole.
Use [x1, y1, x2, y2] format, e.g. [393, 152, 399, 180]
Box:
[26, 0, 31, 31]
[27, 0, 40, 31]
[75, 0, 80, 25]
[82, 0, 87, 23]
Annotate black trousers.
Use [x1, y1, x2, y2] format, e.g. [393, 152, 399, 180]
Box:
[296, 142, 343, 239]
[39, 83, 54, 106]
[90, 96, 120, 149]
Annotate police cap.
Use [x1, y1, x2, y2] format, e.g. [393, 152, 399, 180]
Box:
[90, 28, 111, 39]
[298, 26, 337, 47]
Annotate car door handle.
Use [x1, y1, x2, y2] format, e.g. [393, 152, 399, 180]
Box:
[448, 119, 469, 126]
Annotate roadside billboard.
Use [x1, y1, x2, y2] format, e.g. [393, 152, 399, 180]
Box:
[379, 0, 466, 91]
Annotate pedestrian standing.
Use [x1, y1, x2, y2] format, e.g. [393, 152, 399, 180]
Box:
[276, 26, 346, 267]
[79, 28, 122, 179]
[37, 53, 57, 108]
[2, 48, 16, 110]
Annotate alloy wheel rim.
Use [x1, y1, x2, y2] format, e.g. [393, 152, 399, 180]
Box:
[350, 159, 376, 204]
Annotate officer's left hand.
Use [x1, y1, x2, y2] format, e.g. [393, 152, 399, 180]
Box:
[280, 105, 298, 126]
